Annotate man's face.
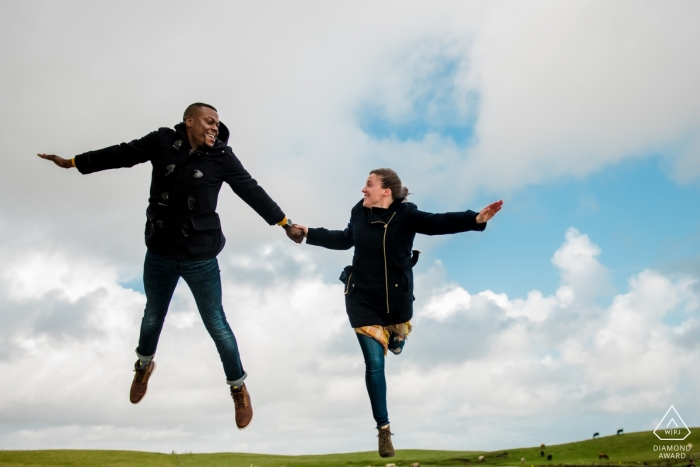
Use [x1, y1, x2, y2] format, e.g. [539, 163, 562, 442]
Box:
[185, 106, 219, 149]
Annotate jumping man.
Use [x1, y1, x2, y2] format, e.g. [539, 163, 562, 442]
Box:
[38, 103, 303, 430]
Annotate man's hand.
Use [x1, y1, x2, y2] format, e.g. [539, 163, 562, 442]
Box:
[292, 224, 308, 238]
[37, 153, 73, 169]
[284, 225, 305, 244]
[476, 200, 503, 224]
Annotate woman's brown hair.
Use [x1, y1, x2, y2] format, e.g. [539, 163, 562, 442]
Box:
[370, 168, 409, 200]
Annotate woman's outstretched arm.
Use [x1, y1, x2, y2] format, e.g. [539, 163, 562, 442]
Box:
[407, 200, 503, 235]
[293, 222, 354, 250]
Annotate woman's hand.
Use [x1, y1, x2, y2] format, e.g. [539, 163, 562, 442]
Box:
[476, 200, 503, 224]
[292, 224, 309, 238]
[284, 225, 305, 244]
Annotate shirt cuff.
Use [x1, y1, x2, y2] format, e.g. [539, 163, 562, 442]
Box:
[276, 216, 288, 226]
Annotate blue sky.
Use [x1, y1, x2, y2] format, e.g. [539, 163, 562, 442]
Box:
[0, 0, 699, 456]
[358, 55, 480, 147]
[429, 155, 700, 299]
[356, 41, 700, 303]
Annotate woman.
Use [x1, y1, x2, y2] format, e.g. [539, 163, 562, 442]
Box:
[294, 168, 502, 458]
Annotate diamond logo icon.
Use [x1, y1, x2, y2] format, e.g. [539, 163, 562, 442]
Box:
[654, 405, 691, 440]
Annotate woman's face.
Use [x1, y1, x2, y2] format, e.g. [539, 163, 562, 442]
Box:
[362, 173, 391, 208]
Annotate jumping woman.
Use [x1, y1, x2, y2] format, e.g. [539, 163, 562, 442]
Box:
[294, 168, 502, 457]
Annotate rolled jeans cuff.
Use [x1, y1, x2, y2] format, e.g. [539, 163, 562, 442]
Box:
[135, 347, 154, 364]
[226, 371, 247, 388]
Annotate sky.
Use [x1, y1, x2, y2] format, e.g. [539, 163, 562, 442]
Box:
[1, 0, 699, 456]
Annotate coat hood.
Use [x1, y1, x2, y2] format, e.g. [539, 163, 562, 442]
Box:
[217, 121, 231, 144]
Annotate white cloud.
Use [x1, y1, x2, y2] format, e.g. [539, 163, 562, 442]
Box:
[403, 228, 698, 438]
[347, 2, 700, 201]
[422, 279, 472, 321]
[1, 228, 697, 453]
[464, 1, 700, 188]
[1, 0, 699, 455]
[2, 2, 698, 252]
[551, 227, 613, 302]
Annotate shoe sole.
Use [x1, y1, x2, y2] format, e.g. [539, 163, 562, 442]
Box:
[237, 409, 253, 430]
[236, 418, 253, 431]
[131, 361, 156, 405]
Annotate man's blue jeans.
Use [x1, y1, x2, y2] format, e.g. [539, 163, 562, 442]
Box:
[136, 251, 246, 386]
[356, 333, 389, 428]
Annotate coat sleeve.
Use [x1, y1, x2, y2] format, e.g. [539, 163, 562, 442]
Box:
[306, 221, 354, 250]
[224, 150, 285, 225]
[73, 131, 159, 174]
[404, 208, 486, 236]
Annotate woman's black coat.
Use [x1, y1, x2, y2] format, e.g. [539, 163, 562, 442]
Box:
[306, 198, 486, 328]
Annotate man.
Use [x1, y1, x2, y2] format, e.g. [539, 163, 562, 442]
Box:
[38, 103, 303, 430]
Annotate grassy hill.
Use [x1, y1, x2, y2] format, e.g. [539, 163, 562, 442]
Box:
[0, 428, 697, 467]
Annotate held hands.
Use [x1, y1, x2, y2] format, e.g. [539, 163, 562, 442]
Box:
[37, 153, 73, 169]
[476, 200, 503, 224]
[284, 224, 305, 244]
[292, 224, 308, 239]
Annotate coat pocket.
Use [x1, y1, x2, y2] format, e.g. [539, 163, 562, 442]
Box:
[399, 270, 409, 292]
[393, 250, 419, 292]
[340, 265, 355, 295]
[145, 205, 160, 248]
[191, 213, 221, 230]
[393, 250, 420, 270]
[187, 213, 223, 255]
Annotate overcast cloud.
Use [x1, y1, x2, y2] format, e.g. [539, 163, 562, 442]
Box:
[1, 0, 699, 454]
[1, 227, 697, 453]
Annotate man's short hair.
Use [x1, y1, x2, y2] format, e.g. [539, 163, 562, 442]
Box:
[183, 103, 217, 121]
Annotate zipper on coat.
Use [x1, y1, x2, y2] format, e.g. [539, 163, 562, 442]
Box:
[371, 212, 396, 313]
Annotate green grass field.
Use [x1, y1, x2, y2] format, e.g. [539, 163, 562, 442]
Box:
[0, 428, 696, 467]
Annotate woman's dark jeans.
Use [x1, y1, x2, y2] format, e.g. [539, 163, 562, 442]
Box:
[356, 333, 389, 428]
[137, 251, 246, 385]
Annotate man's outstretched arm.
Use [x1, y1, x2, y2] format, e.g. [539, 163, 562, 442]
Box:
[37, 153, 75, 169]
[224, 152, 304, 243]
[37, 131, 158, 174]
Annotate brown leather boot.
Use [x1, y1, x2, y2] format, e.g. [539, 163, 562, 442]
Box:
[130, 360, 156, 404]
[378, 425, 395, 457]
[230, 383, 253, 430]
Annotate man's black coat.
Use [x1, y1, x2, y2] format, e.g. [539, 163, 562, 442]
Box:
[306, 198, 486, 328]
[74, 122, 285, 260]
